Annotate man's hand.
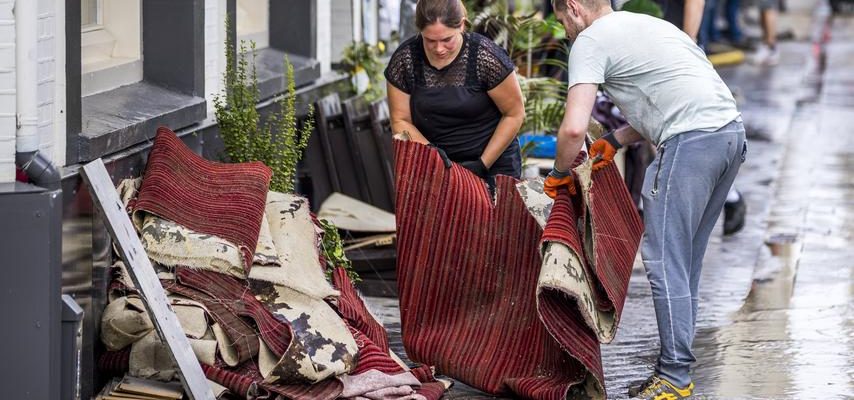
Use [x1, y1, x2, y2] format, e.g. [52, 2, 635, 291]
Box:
[544, 168, 576, 199]
[589, 131, 623, 171]
[459, 159, 489, 179]
[427, 144, 452, 169]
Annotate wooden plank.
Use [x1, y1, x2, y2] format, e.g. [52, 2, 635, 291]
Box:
[342, 233, 397, 251]
[318, 192, 396, 232]
[341, 96, 376, 205]
[317, 93, 369, 202]
[315, 93, 344, 193]
[81, 159, 215, 400]
[369, 98, 396, 209]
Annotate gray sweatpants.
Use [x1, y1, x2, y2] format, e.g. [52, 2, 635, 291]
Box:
[641, 119, 746, 388]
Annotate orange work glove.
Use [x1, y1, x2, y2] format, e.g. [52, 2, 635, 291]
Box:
[589, 131, 623, 171]
[544, 168, 576, 199]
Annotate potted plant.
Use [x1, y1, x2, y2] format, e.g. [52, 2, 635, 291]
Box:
[340, 41, 387, 102]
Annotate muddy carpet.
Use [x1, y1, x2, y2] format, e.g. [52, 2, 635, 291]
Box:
[132, 127, 272, 271]
[394, 140, 643, 399]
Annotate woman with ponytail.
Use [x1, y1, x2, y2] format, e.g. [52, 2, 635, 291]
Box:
[385, 0, 525, 180]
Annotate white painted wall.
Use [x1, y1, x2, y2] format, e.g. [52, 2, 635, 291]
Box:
[330, 0, 354, 64]
[0, 0, 333, 178]
[362, 0, 378, 45]
[317, 0, 331, 74]
[205, 0, 333, 112]
[236, 0, 268, 49]
[52, 0, 65, 166]
[80, 0, 142, 97]
[204, 0, 227, 115]
[0, 0, 15, 182]
[0, 0, 65, 179]
[37, 0, 64, 166]
[102, 0, 140, 60]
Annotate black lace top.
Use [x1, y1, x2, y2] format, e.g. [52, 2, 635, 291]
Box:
[385, 32, 521, 178]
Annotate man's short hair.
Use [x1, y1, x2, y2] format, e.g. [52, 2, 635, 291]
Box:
[552, 0, 610, 11]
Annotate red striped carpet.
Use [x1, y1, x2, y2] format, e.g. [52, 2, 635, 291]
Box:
[98, 348, 131, 375]
[203, 361, 343, 400]
[542, 163, 644, 344]
[332, 267, 390, 354]
[537, 162, 643, 392]
[163, 281, 261, 364]
[584, 166, 644, 322]
[395, 141, 642, 399]
[133, 127, 272, 272]
[170, 267, 293, 357]
[332, 268, 445, 400]
[98, 351, 344, 399]
[102, 267, 443, 399]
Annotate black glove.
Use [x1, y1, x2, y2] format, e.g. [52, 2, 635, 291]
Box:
[427, 144, 452, 169]
[459, 159, 489, 179]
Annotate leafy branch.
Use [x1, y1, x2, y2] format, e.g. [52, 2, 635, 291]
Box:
[214, 17, 315, 193]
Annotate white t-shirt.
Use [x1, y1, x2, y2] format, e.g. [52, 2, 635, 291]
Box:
[567, 11, 739, 145]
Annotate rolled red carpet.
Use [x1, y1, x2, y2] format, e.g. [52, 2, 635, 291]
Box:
[395, 140, 642, 399]
[133, 127, 271, 272]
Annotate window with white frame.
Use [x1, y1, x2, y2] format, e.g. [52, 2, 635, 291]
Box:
[81, 0, 143, 97]
[362, 0, 378, 45]
[237, 0, 269, 49]
[331, 0, 358, 63]
[329, 0, 379, 63]
[82, 0, 101, 29]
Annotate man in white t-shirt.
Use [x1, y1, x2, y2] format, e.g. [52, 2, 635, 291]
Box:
[543, 1, 747, 398]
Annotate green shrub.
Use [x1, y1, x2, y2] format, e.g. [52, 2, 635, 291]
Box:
[319, 219, 360, 283]
[621, 0, 664, 18]
[214, 21, 315, 193]
[340, 41, 386, 102]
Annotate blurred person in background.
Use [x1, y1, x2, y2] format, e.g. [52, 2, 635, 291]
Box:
[751, 0, 780, 64]
[657, 0, 706, 41]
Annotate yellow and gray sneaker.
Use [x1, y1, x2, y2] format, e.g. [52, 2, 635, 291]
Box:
[628, 375, 694, 399]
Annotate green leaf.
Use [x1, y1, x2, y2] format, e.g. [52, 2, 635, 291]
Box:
[213, 16, 314, 194]
[621, 0, 664, 18]
[318, 218, 361, 283]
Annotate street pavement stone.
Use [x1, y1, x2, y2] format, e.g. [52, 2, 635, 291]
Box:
[364, 3, 853, 398]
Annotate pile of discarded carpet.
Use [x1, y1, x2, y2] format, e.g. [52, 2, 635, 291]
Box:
[395, 140, 643, 399]
[97, 127, 445, 400]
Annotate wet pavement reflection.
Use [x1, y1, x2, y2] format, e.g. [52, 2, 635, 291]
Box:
[367, 2, 854, 398]
[606, 3, 854, 397]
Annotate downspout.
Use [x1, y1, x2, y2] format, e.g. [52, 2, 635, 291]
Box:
[15, 0, 60, 189]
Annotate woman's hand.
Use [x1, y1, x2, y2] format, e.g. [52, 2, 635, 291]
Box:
[459, 159, 489, 179]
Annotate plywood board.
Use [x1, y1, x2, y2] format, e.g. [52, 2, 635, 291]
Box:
[82, 158, 214, 400]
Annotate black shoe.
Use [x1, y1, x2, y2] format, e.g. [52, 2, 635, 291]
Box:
[729, 38, 757, 51]
[724, 190, 747, 235]
[706, 41, 737, 55]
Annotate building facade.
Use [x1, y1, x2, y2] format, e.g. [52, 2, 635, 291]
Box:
[0, 1, 388, 398]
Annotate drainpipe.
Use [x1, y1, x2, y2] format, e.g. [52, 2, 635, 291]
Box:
[15, 0, 60, 189]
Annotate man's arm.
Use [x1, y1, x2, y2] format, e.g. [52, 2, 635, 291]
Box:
[683, 0, 705, 41]
[554, 83, 599, 172]
[613, 124, 645, 146]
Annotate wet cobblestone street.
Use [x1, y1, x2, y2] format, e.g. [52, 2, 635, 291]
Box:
[364, 2, 854, 398]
